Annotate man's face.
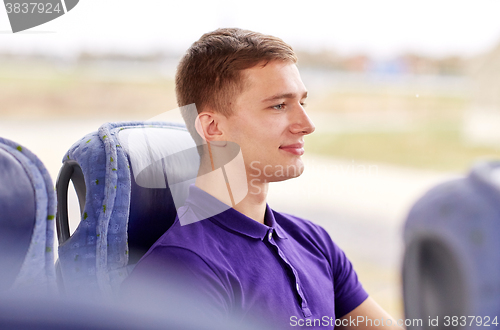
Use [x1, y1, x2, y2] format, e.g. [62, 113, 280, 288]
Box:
[219, 60, 315, 183]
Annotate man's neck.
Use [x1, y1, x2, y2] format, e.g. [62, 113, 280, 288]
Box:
[232, 180, 268, 224]
[194, 155, 269, 224]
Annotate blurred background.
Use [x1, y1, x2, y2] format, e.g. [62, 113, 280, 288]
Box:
[2, 0, 500, 320]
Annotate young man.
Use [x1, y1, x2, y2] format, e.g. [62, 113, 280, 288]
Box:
[126, 28, 402, 329]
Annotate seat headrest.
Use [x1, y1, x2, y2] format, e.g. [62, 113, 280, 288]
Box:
[57, 122, 199, 297]
[0, 147, 36, 290]
[118, 126, 200, 263]
[403, 161, 500, 321]
[0, 137, 56, 292]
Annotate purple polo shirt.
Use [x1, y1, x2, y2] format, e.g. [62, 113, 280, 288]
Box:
[125, 185, 368, 328]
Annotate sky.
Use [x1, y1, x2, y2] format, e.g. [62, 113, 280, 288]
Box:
[1, 0, 500, 59]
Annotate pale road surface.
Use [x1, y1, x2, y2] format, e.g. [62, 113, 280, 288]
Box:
[0, 118, 460, 318]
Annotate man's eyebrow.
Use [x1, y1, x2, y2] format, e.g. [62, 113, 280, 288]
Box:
[261, 91, 308, 103]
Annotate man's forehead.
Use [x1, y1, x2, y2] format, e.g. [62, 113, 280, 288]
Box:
[242, 60, 298, 80]
[239, 61, 306, 99]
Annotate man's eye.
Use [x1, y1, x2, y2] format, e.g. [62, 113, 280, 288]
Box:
[272, 103, 286, 110]
[300, 102, 307, 108]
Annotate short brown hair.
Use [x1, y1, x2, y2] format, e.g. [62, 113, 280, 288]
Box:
[176, 28, 297, 144]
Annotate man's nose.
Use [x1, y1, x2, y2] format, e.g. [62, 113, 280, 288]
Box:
[290, 105, 316, 135]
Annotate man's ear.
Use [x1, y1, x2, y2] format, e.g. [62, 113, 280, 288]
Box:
[195, 110, 224, 143]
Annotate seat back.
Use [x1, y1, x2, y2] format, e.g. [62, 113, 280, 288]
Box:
[0, 137, 56, 293]
[56, 122, 199, 297]
[403, 161, 500, 324]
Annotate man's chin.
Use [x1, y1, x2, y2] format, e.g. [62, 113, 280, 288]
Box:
[267, 167, 305, 182]
[270, 172, 302, 182]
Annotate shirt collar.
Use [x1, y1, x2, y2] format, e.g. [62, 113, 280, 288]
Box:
[184, 184, 287, 241]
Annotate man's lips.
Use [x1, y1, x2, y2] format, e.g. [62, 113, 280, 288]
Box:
[279, 143, 305, 155]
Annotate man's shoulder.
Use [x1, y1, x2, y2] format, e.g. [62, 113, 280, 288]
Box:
[272, 209, 330, 238]
[271, 209, 338, 256]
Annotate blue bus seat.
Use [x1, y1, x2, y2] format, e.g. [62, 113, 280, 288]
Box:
[403, 161, 500, 324]
[0, 137, 56, 293]
[56, 122, 199, 298]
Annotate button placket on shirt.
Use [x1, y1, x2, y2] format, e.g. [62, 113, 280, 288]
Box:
[266, 229, 312, 317]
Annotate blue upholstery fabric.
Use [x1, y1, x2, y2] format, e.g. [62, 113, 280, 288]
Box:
[404, 161, 500, 321]
[57, 122, 197, 298]
[0, 137, 56, 293]
[0, 148, 35, 291]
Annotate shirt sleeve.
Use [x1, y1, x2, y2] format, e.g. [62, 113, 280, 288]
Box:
[331, 242, 369, 318]
[122, 245, 232, 320]
[314, 226, 369, 318]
